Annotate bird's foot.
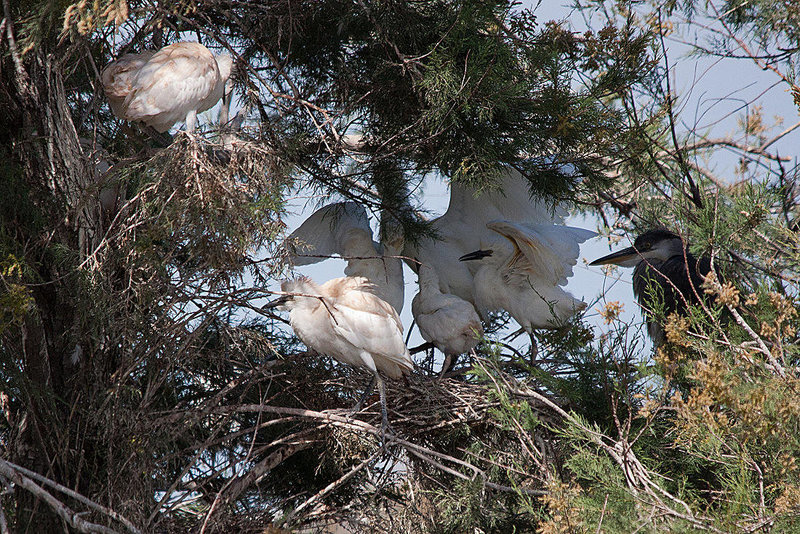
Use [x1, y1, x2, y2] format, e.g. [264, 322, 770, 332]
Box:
[348, 401, 366, 417]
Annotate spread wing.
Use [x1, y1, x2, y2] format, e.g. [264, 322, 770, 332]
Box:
[404, 166, 575, 302]
[286, 202, 372, 266]
[420, 166, 570, 266]
[487, 220, 596, 285]
[443, 166, 567, 233]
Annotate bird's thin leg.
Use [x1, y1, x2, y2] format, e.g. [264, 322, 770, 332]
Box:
[439, 353, 454, 379]
[351, 375, 376, 414]
[376, 373, 392, 439]
[185, 109, 197, 133]
[528, 333, 538, 366]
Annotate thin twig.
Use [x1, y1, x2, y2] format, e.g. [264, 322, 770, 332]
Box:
[0, 459, 141, 534]
[0, 460, 119, 534]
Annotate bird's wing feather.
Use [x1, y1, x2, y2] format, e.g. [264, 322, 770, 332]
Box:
[102, 51, 156, 99]
[328, 291, 412, 375]
[328, 279, 404, 332]
[531, 224, 597, 284]
[122, 43, 219, 124]
[443, 167, 566, 230]
[286, 202, 372, 266]
[487, 220, 595, 285]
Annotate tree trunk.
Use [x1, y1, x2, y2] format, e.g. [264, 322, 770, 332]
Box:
[4, 34, 92, 530]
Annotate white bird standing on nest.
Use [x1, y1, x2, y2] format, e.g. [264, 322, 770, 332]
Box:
[411, 264, 483, 375]
[102, 42, 233, 132]
[404, 166, 594, 363]
[404, 167, 570, 305]
[459, 220, 596, 332]
[265, 276, 412, 433]
[285, 202, 405, 313]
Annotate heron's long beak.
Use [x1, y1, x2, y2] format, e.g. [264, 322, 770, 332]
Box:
[589, 246, 638, 266]
[262, 295, 290, 309]
[459, 249, 494, 262]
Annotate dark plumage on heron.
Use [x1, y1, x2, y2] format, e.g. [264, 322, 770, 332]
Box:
[590, 228, 716, 344]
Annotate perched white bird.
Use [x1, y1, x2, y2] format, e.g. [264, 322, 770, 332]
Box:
[411, 264, 483, 374]
[102, 42, 233, 132]
[285, 202, 405, 313]
[459, 220, 596, 331]
[404, 166, 594, 341]
[266, 276, 412, 430]
[403, 167, 567, 304]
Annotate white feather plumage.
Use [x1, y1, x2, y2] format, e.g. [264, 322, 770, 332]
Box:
[102, 42, 232, 132]
[278, 276, 412, 380]
[286, 202, 405, 313]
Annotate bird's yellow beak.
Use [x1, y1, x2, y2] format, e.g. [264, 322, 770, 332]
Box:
[589, 246, 638, 266]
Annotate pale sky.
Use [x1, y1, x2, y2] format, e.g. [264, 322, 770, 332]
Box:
[264, 1, 799, 363]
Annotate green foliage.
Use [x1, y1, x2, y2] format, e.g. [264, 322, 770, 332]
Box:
[2, 0, 800, 531]
[0, 255, 33, 334]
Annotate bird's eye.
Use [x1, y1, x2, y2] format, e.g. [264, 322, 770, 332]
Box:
[640, 241, 651, 250]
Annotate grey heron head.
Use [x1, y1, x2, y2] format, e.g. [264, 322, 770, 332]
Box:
[590, 229, 684, 268]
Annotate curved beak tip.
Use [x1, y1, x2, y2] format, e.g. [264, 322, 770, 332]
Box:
[459, 249, 493, 262]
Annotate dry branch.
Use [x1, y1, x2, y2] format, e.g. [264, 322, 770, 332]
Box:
[0, 460, 123, 534]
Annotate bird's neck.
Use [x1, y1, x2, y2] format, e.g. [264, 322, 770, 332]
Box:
[417, 265, 443, 294]
[663, 239, 689, 260]
[290, 294, 324, 315]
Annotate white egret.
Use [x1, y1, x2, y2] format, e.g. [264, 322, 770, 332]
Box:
[403, 167, 568, 304]
[265, 276, 412, 431]
[102, 42, 233, 132]
[460, 220, 596, 332]
[285, 202, 405, 313]
[589, 228, 715, 344]
[411, 264, 483, 375]
[404, 166, 594, 350]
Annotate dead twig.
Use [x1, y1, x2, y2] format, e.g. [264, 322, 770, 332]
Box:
[0, 459, 132, 534]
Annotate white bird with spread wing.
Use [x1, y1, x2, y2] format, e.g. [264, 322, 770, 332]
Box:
[265, 276, 412, 432]
[405, 166, 594, 344]
[285, 202, 405, 313]
[404, 168, 568, 304]
[102, 42, 233, 132]
[459, 220, 596, 332]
